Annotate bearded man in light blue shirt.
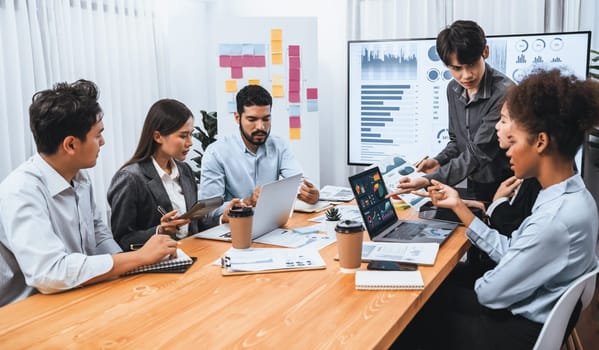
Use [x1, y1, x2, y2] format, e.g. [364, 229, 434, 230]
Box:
[199, 85, 319, 225]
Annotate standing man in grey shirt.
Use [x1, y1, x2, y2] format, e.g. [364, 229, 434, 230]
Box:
[391, 20, 513, 201]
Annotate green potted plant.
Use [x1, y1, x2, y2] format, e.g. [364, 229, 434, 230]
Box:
[190, 110, 217, 182]
[325, 207, 341, 221]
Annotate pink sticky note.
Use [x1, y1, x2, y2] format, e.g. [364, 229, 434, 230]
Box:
[231, 67, 243, 79]
[306, 88, 318, 100]
[254, 56, 266, 67]
[288, 45, 300, 57]
[289, 116, 301, 128]
[289, 69, 300, 81]
[230, 56, 243, 67]
[289, 56, 300, 69]
[242, 55, 254, 67]
[288, 80, 300, 93]
[289, 91, 300, 103]
[219, 55, 231, 67]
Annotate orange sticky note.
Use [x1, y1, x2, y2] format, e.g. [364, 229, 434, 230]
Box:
[289, 128, 301, 140]
[271, 40, 282, 53]
[271, 29, 282, 41]
[272, 53, 283, 65]
[248, 79, 261, 86]
[225, 80, 237, 92]
[272, 85, 284, 97]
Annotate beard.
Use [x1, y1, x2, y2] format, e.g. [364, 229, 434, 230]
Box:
[240, 124, 270, 146]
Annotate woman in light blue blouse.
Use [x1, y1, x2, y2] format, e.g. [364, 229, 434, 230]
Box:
[396, 69, 599, 350]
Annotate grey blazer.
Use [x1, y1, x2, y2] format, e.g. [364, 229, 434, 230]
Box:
[107, 159, 204, 251]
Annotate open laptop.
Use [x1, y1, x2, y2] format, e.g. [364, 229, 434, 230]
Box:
[348, 167, 458, 244]
[194, 174, 302, 241]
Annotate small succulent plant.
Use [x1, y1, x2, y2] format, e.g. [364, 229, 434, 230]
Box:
[325, 207, 341, 221]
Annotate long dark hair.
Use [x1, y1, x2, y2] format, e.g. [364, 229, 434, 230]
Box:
[122, 99, 193, 168]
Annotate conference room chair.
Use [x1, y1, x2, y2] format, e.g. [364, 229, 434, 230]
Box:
[533, 263, 599, 350]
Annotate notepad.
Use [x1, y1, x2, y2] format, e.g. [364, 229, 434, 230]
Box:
[355, 270, 424, 290]
[123, 248, 195, 275]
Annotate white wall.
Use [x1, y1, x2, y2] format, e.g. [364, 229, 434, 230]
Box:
[165, 0, 351, 187]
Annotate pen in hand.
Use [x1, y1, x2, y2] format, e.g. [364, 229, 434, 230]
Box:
[414, 155, 429, 168]
[156, 205, 169, 235]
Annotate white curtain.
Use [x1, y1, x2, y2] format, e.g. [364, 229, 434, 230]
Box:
[0, 0, 169, 218]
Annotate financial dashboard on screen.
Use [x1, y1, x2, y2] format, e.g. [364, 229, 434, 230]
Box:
[347, 31, 591, 166]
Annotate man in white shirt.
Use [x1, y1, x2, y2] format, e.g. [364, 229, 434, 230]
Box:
[0, 79, 178, 306]
[199, 85, 319, 225]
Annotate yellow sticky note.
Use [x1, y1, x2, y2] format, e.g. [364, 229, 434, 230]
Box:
[272, 53, 283, 65]
[272, 85, 284, 97]
[290, 128, 301, 140]
[248, 79, 261, 86]
[271, 40, 282, 53]
[271, 29, 282, 41]
[272, 73, 284, 86]
[225, 80, 237, 93]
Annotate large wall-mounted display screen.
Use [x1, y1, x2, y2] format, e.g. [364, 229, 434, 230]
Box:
[347, 32, 591, 166]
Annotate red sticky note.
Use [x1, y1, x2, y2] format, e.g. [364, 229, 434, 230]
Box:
[288, 45, 300, 57]
[289, 116, 301, 128]
[219, 55, 231, 67]
[289, 69, 300, 81]
[288, 80, 300, 93]
[289, 91, 300, 103]
[230, 56, 243, 67]
[242, 55, 254, 67]
[289, 56, 300, 69]
[231, 67, 243, 79]
[306, 88, 318, 100]
[254, 56, 266, 67]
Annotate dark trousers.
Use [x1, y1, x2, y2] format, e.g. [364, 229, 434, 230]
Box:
[392, 263, 543, 350]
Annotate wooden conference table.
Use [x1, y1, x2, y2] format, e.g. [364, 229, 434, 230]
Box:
[0, 206, 470, 349]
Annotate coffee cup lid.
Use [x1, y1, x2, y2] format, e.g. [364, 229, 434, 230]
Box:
[229, 206, 254, 217]
[335, 219, 364, 233]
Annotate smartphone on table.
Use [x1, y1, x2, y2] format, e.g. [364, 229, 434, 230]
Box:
[366, 260, 418, 271]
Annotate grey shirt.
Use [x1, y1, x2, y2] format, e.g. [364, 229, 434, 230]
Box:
[426, 63, 513, 186]
[0, 155, 121, 306]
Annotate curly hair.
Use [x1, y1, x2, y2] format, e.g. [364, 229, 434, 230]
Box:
[504, 69, 599, 160]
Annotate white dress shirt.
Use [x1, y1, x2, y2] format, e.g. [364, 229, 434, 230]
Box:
[151, 157, 188, 238]
[0, 155, 122, 306]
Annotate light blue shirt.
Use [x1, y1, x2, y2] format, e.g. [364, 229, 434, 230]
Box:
[0, 155, 121, 306]
[466, 174, 598, 323]
[199, 132, 303, 225]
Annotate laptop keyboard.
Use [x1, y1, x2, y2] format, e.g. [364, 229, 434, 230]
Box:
[384, 222, 425, 239]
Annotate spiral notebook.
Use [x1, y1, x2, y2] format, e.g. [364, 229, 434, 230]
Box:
[123, 248, 195, 275]
[355, 270, 424, 290]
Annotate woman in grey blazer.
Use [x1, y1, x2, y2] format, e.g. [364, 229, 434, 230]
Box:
[108, 99, 207, 251]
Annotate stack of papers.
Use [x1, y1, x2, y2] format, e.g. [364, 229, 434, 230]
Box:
[221, 247, 326, 275]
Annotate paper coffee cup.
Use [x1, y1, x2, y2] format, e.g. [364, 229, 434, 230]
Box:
[335, 220, 364, 273]
[229, 206, 254, 249]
